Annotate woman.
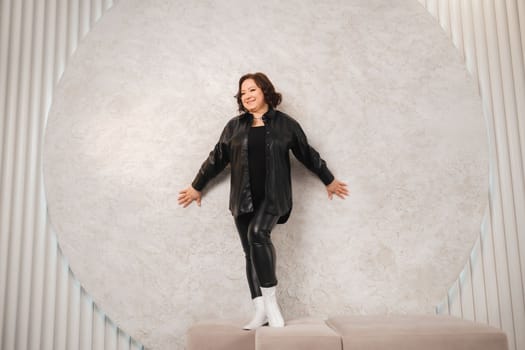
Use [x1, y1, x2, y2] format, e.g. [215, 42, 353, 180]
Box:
[178, 72, 348, 330]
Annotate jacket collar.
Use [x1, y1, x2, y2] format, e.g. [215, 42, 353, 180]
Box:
[241, 106, 276, 121]
[263, 107, 276, 120]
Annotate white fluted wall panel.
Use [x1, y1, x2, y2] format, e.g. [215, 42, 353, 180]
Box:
[0, 0, 143, 349]
[419, 1, 525, 350]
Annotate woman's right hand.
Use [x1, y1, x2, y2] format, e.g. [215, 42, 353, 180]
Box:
[178, 186, 202, 208]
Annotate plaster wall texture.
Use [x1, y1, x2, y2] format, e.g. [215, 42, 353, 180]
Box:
[43, 0, 488, 349]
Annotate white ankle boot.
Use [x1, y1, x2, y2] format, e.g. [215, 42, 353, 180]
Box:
[260, 287, 285, 327]
[243, 296, 268, 330]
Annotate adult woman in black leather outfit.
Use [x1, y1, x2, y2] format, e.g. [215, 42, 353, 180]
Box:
[178, 72, 348, 330]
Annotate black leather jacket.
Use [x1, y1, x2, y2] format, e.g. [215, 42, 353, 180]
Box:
[192, 108, 334, 224]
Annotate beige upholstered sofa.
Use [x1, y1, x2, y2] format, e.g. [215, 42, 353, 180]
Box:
[187, 314, 508, 350]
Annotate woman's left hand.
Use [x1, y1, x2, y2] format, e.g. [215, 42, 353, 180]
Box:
[326, 179, 349, 200]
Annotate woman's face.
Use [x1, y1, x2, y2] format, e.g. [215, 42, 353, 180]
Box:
[240, 79, 267, 114]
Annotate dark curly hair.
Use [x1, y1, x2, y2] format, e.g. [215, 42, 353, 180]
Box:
[235, 72, 282, 113]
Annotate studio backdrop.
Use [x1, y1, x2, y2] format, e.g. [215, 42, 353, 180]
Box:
[43, 1, 486, 349]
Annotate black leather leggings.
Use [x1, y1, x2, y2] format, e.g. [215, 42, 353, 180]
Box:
[234, 203, 280, 299]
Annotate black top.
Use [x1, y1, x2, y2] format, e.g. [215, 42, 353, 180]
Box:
[248, 125, 266, 208]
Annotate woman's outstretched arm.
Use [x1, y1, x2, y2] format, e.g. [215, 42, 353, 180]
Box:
[178, 121, 232, 208]
[290, 121, 349, 200]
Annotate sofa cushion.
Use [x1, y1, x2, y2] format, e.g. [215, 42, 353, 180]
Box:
[256, 317, 342, 350]
[326, 314, 507, 350]
[186, 319, 255, 350]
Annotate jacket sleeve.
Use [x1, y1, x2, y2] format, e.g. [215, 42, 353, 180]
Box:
[290, 121, 334, 186]
[191, 123, 231, 191]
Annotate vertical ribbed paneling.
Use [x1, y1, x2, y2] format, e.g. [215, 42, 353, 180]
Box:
[2, 0, 25, 349]
[27, 0, 58, 346]
[0, 0, 10, 342]
[420, 1, 525, 350]
[14, 1, 38, 349]
[0, 0, 143, 349]
[505, 0, 525, 294]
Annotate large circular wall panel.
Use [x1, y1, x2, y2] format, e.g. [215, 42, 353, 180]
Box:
[44, 0, 488, 349]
